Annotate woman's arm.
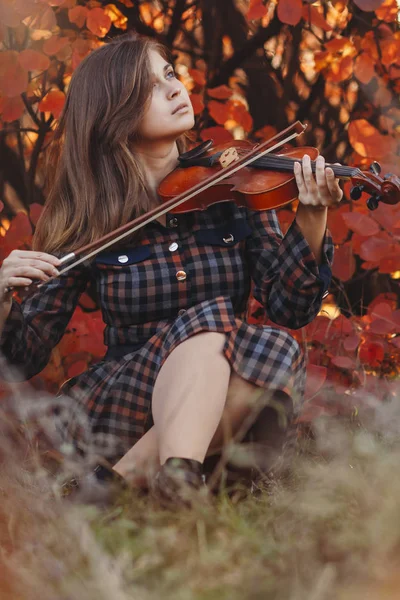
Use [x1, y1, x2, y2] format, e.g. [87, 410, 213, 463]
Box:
[293, 153, 343, 264]
[245, 209, 333, 330]
[0, 263, 90, 380]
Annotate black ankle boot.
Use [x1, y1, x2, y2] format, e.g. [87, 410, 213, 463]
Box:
[152, 457, 208, 509]
[61, 460, 129, 500]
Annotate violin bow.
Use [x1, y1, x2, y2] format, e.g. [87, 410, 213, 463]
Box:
[35, 120, 306, 288]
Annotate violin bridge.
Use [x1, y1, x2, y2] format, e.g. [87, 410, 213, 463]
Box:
[219, 147, 240, 169]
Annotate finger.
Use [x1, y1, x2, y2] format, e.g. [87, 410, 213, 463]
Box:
[302, 154, 318, 193]
[326, 167, 343, 202]
[315, 155, 329, 194]
[13, 250, 61, 266]
[294, 161, 307, 197]
[6, 277, 33, 288]
[25, 259, 60, 277]
[11, 266, 52, 282]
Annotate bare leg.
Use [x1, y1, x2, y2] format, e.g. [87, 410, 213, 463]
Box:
[152, 331, 231, 465]
[113, 332, 260, 484]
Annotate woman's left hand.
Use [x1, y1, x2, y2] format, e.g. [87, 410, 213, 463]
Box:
[294, 154, 343, 209]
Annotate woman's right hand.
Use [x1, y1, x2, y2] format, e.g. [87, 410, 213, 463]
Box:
[0, 250, 61, 315]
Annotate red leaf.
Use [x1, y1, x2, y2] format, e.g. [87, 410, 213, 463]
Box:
[0, 51, 28, 98]
[328, 55, 353, 83]
[376, 0, 399, 21]
[332, 242, 356, 282]
[302, 4, 332, 31]
[305, 364, 327, 399]
[277, 209, 295, 236]
[379, 255, 400, 274]
[208, 85, 233, 100]
[231, 103, 253, 132]
[277, 0, 302, 25]
[38, 90, 65, 119]
[348, 119, 397, 157]
[3, 212, 32, 253]
[305, 316, 332, 344]
[189, 68, 206, 87]
[354, 0, 387, 10]
[247, 0, 268, 20]
[0, 0, 22, 27]
[327, 205, 350, 244]
[42, 36, 70, 57]
[341, 212, 380, 236]
[190, 93, 204, 115]
[343, 334, 360, 352]
[86, 7, 111, 38]
[25, 4, 56, 30]
[331, 356, 356, 369]
[354, 52, 376, 84]
[333, 314, 354, 335]
[359, 339, 385, 366]
[18, 49, 50, 72]
[68, 5, 88, 27]
[370, 301, 394, 320]
[369, 318, 395, 334]
[359, 236, 392, 262]
[67, 359, 89, 379]
[29, 203, 43, 226]
[0, 95, 25, 122]
[200, 126, 233, 145]
[368, 293, 398, 314]
[208, 99, 231, 125]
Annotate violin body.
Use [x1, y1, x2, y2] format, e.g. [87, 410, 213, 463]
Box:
[158, 141, 320, 212]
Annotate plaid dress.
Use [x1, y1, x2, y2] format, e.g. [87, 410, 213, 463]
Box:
[0, 202, 333, 460]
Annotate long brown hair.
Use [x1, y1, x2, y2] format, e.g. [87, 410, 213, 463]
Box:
[33, 32, 186, 255]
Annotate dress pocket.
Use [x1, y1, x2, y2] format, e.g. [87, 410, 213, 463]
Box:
[194, 217, 253, 247]
[94, 245, 152, 267]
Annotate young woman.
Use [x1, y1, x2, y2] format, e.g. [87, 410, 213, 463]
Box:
[0, 32, 341, 505]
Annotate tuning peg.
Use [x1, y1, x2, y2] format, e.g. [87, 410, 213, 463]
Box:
[369, 161, 381, 176]
[367, 195, 381, 210]
[350, 185, 365, 200]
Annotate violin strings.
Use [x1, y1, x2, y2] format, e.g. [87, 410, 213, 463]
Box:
[249, 154, 362, 178]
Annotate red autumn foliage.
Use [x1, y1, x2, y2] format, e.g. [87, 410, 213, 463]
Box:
[0, 0, 399, 426]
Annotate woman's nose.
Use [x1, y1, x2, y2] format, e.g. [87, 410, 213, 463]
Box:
[167, 82, 181, 100]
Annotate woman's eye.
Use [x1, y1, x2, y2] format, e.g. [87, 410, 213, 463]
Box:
[166, 69, 176, 79]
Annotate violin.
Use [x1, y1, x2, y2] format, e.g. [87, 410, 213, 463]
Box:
[30, 120, 400, 284]
[159, 138, 400, 213]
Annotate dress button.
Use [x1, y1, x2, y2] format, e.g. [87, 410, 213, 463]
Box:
[176, 270, 187, 281]
[169, 242, 179, 252]
[223, 234, 234, 244]
[178, 309, 186, 316]
[118, 255, 129, 264]
[168, 217, 179, 228]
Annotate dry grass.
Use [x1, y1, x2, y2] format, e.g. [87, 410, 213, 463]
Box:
[1, 378, 400, 599]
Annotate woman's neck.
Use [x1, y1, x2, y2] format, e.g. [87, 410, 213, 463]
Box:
[134, 140, 179, 203]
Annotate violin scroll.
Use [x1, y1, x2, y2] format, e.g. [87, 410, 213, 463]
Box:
[349, 161, 400, 210]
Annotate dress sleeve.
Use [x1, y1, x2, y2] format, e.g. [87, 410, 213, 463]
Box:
[245, 209, 334, 330]
[0, 263, 90, 380]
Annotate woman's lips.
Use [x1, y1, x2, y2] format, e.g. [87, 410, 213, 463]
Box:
[172, 103, 189, 114]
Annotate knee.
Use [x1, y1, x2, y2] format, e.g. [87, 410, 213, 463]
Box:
[273, 329, 302, 367]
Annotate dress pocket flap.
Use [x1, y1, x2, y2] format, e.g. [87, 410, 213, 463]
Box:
[95, 245, 152, 266]
[195, 218, 253, 247]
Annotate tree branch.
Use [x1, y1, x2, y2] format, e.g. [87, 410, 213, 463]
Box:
[166, 0, 187, 46]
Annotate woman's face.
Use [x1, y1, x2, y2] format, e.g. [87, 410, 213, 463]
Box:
[138, 49, 195, 142]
